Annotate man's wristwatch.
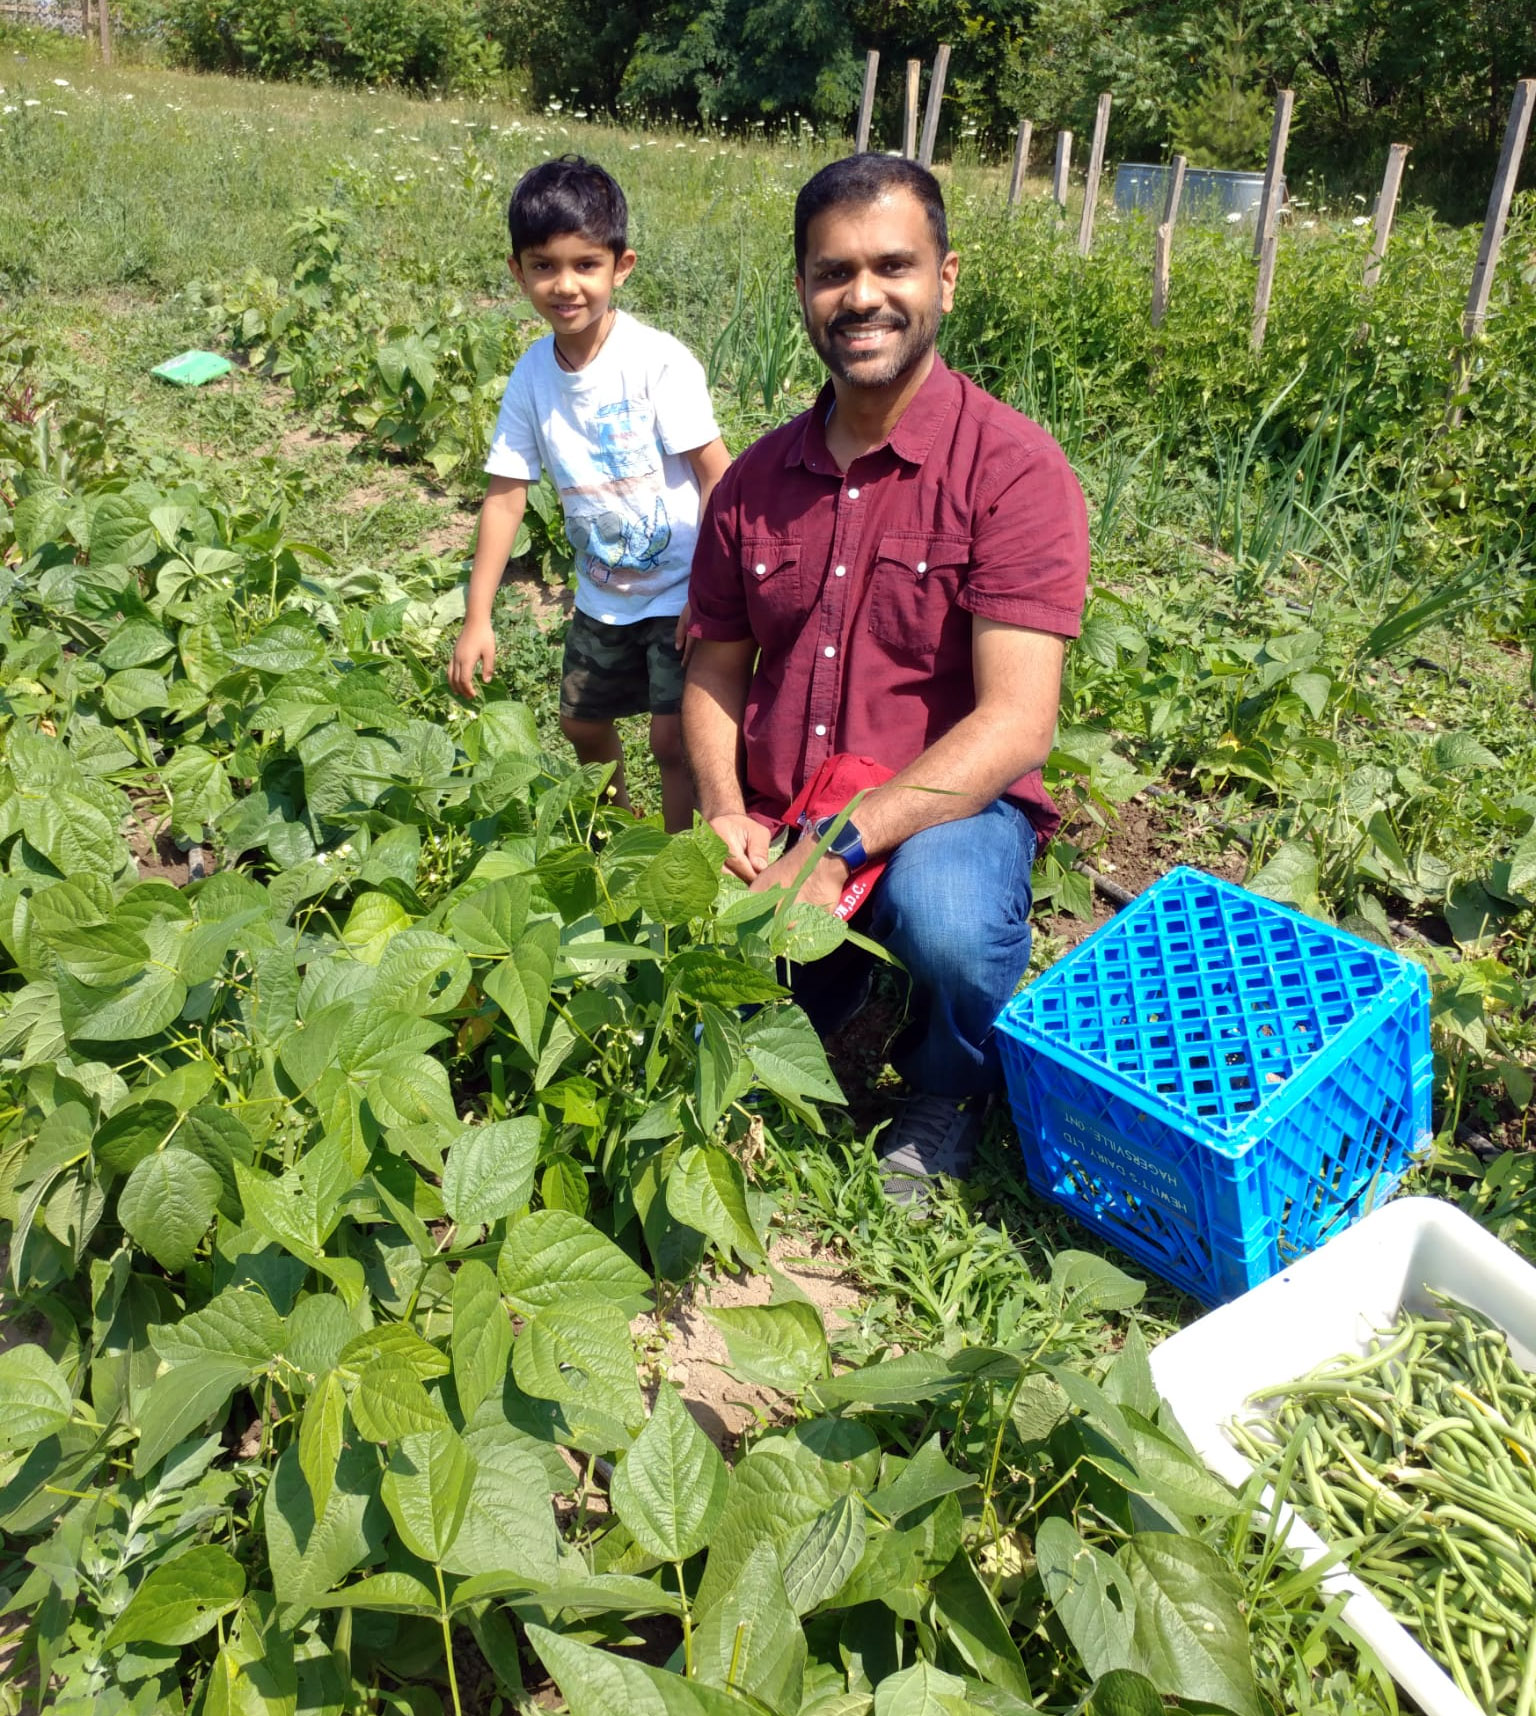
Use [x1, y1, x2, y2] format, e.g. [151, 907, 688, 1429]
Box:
[810, 815, 868, 871]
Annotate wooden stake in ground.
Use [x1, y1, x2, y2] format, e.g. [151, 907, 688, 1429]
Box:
[1251, 88, 1294, 261]
[1077, 92, 1113, 256]
[1448, 78, 1535, 424]
[98, 0, 111, 64]
[1363, 142, 1409, 290]
[1151, 153, 1188, 328]
[1053, 131, 1073, 212]
[855, 50, 879, 154]
[1250, 90, 1294, 352]
[903, 60, 921, 159]
[917, 44, 950, 167]
[1008, 120, 1033, 205]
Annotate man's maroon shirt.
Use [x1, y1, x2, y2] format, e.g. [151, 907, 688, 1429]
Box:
[688, 356, 1089, 842]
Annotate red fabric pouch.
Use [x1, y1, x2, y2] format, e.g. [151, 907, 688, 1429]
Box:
[779, 753, 894, 920]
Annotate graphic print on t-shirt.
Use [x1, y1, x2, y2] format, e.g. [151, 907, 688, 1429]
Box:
[561, 399, 674, 592]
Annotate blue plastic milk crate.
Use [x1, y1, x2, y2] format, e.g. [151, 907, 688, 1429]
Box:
[995, 866, 1433, 1305]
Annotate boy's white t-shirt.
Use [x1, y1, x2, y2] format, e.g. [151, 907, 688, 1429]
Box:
[485, 311, 720, 625]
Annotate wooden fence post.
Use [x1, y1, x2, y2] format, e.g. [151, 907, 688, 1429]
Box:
[854, 50, 879, 154]
[1363, 143, 1409, 290]
[1007, 120, 1033, 205]
[98, 0, 111, 64]
[1076, 91, 1113, 256]
[917, 44, 950, 167]
[1448, 78, 1535, 424]
[1252, 89, 1295, 261]
[1250, 91, 1294, 351]
[80, 0, 91, 39]
[903, 60, 921, 159]
[1151, 153, 1187, 328]
[1053, 131, 1072, 212]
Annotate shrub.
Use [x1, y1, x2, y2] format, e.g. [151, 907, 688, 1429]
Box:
[166, 0, 501, 91]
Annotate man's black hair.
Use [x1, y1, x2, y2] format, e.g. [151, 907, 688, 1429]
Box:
[793, 154, 948, 272]
[507, 155, 629, 260]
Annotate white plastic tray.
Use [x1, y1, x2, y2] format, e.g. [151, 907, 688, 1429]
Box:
[1151, 1196, 1536, 1716]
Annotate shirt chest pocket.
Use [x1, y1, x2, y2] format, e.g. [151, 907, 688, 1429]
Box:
[867, 533, 971, 661]
[741, 537, 805, 648]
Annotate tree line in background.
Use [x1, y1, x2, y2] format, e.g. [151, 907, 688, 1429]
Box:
[159, 0, 1535, 219]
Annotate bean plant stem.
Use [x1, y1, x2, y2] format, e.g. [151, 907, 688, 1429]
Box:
[675, 1561, 694, 1677]
[436, 1564, 463, 1716]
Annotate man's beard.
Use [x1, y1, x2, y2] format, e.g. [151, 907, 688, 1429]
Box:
[806, 303, 940, 388]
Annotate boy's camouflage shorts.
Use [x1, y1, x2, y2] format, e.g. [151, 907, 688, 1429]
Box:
[560, 609, 686, 722]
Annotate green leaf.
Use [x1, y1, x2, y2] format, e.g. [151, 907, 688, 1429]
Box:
[351, 1359, 451, 1442]
[162, 744, 235, 840]
[530, 1624, 759, 1714]
[694, 1539, 805, 1713]
[634, 838, 720, 926]
[497, 1209, 652, 1317]
[1036, 1516, 1134, 1680]
[381, 1427, 474, 1563]
[103, 667, 170, 719]
[452, 1259, 513, 1421]
[703, 1301, 829, 1393]
[41, 919, 150, 986]
[299, 1370, 347, 1522]
[204, 1590, 298, 1716]
[483, 918, 559, 1054]
[58, 964, 188, 1043]
[781, 1490, 867, 1613]
[265, 1440, 388, 1623]
[338, 1322, 450, 1381]
[0, 1345, 73, 1452]
[134, 1361, 248, 1476]
[1246, 841, 1322, 917]
[313, 1572, 440, 1616]
[444, 1421, 563, 1581]
[695, 1005, 752, 1132]
[1084, 1669, 1166, 1716]
[1509, 826, 1536, 898]
[1049, 1251, 1146, 1317]
[118, 1146, 220, 1271]
[1118, 1533, 1262, 1716]
[741, 1010, 843, 1113]
[668, 948, 787, 1009]
[867, 1436, 975, 1522]
[100, 618, 175, 670]
[512, 1298, 645, 1430]
[103, 1545, 245, 1648]
[667, 1145, 765, 1269]
[872, 1662, 969, 1715]
[811, 1351, 964, 1409]
[19, 792, 120, 880]
[447, 874, 533, 957]
[610, 1384, 729, 1562]
[930, 1552, 1034, 1702]
[442, 1118, 540, 1229]
[151, 1286, 285, 1371]
[694, 1442, 847, 1614]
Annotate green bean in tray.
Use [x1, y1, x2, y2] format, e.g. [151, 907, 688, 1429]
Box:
[1231, 1298, 1536, 1716]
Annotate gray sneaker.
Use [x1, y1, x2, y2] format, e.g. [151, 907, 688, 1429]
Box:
[877, 1093, 986, 1208]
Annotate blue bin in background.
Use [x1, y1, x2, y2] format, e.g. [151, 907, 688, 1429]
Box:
[996, 867, 1433, 1305]
[1114, 162, 1280, 228]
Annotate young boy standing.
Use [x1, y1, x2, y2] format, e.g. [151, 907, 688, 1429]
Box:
[449, 156, 730, 831]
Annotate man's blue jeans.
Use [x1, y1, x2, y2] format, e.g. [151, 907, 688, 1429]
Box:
[791, 799, 1038, 1099]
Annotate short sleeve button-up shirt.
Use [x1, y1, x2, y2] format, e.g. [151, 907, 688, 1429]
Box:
[688, 357, 1089, 842]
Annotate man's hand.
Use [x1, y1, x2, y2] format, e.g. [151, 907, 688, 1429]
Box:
[449, 619, 497, 699]
[749, 839, 849, 908]
[709, 813, 771, 883]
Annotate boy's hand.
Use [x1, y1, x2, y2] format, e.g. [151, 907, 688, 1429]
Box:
[449, 620, 497, 699]
[674, 602, 696, 669]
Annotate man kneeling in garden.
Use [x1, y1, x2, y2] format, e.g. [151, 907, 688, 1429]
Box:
[682, 155, 1089, 1203]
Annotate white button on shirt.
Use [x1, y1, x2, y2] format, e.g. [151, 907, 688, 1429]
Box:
[754, 562, 766, 576]
[834, 564, 847, 577]
[814, 724, 827, 736]
[846, 488, 860, 500]
[823, 646, 836, 658]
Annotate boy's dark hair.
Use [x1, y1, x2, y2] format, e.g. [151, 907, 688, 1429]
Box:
[794, 154, 948, 272]
[507, 155, 629, 260]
